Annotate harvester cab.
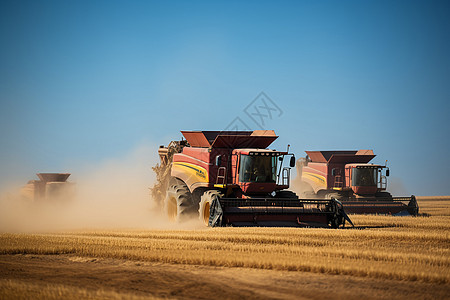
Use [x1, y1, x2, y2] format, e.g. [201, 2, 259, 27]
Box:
[296, 150, 418, 215]
[343, 163, 389, 195]
[151, 130, 352, 228]
[227, 148, 292, 195]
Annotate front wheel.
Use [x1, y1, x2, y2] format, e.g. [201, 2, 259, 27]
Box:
[198, 190, 223, 226]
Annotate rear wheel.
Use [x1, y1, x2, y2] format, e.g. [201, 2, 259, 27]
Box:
[164, 180, 196, 223]
[199, 190, 223, 226]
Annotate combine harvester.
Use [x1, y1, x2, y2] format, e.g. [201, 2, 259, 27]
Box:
[152, 130, 352, 228]
[21, 173, 75, 203]
[295, 150, 418, 215]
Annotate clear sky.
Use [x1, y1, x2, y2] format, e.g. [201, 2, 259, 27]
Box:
[1, 0, 449, 196]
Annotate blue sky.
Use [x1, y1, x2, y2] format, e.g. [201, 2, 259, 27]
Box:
[1, 0, 449, 196]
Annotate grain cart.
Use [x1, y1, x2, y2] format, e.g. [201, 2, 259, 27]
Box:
[295, 150, 418, 215]
[151, 130, 352, 227]
[21, 173, 75, 203]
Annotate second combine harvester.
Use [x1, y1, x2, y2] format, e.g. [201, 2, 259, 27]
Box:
[152, 130, 352, 228]
[295, 150, 418, 215]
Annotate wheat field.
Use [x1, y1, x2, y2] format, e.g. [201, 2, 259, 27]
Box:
[0, 198, 449, 299]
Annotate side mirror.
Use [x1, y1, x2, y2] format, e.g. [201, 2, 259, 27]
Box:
[215, 155, 222, 166]
[289, 156, 296, 168]
[279, 156, 283, 161]
[386, 169, 390, 177]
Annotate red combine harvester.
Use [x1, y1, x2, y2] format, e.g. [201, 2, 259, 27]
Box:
[296, 150, 418, 215]
[152, 130, 353, 228]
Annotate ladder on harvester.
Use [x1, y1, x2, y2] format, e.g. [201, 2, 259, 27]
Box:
[334, 170, 344, 189]
[216, 167, 227, 184]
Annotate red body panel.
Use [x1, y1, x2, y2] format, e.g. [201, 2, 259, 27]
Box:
[352, 186, 378, 195]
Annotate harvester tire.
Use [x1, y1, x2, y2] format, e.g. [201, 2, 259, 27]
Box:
[164, 181, 196, 223]
[199, 190, 223, 226]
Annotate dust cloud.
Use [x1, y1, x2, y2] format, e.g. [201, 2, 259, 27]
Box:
[387, 177, 410, 196]
[0, 144, 203, 233]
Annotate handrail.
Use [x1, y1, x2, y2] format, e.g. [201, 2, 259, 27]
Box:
[216, 167, 227, 184]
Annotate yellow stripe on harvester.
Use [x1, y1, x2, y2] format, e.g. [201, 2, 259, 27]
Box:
[302, 172, 327, 189]
[172, 162, 209, 183]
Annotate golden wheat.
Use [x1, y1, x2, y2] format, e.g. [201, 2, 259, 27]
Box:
[0, 279, 162, 300]
[1, 200, 449, 285]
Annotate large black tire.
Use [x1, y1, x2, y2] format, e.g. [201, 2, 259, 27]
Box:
[198, 190, 223, 226]
[164, 181, 196, 223]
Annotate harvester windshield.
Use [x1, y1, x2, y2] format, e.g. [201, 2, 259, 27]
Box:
[352, 167, 377, 186]
[239, 155, 277, 183]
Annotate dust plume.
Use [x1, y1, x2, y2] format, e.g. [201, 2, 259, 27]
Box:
[387, 177, 410, 196]
[0, 143, 203, 232]
[290, 157, 318, 198]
